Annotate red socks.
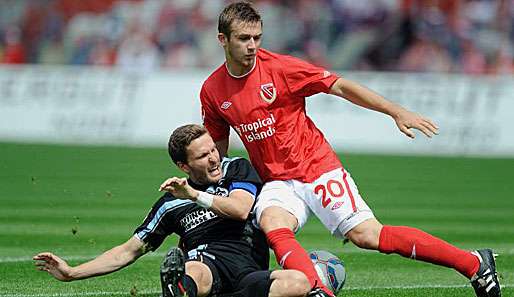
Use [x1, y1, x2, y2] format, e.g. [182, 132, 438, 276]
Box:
[378, 225, 480, 278]
[266, 228, 333, 296]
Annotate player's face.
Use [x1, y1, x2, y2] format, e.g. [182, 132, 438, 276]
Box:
[220, 20, 262, 74]
[183, 133, 222, 185]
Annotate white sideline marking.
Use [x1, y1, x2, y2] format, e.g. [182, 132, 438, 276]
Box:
[1, 284, 512, 296]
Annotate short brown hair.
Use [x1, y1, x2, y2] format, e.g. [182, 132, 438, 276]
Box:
[218, 1, 262, 39]
[168, 124, 208, 164]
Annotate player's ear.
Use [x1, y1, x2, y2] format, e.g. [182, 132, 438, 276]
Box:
[177, 162, 191, 175]
[218, 33, 228, 46]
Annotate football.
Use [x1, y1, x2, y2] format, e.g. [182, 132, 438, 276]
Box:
[309, 250, 346, 295]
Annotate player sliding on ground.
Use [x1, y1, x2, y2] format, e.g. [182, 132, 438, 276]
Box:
[200, 2, 501, 296]
[34, 124, 313, 297]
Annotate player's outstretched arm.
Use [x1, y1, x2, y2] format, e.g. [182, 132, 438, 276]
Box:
[33, 236, 146, 282]
[329, 77, 439, 139]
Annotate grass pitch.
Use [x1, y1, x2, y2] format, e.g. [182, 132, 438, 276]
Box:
[1, 142, 513, 297]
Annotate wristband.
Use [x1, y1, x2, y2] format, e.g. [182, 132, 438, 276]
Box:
[196, 191, 214, 208]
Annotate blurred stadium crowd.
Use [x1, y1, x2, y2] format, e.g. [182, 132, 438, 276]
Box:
[0, 0, 512, 74]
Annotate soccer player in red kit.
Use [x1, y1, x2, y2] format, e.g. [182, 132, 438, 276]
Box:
[200, 2, 501, 297]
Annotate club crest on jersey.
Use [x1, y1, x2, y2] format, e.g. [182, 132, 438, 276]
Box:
[259, 83, 277, 104]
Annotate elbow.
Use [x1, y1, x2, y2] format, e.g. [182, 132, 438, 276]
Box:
[236, 204, 253, 221]
[237, 211, 249, 221]
[329, 78, 346, 96]
[227, 209, 249, 221]
[229, 208, 250, 221]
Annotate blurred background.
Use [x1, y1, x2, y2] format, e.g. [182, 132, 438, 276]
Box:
[0, 0, 513, 155]
[0, 0, 513, 73]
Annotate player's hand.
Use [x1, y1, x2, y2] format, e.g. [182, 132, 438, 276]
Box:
[393, 108, 439, 139]
[159, 177, 199, 201]
[33, 252, 74, 282]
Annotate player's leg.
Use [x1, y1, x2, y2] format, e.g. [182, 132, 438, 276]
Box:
[303, 167, 480, 279]
[336, 169, 481, 278]
[269, 270, 311, 297]
[256, 181, 334, 296]
[346, 220, 500, 296]
[325, 169, 500, 296]
[344, 217, 381, 249]
[345, 218, 480, 277]
[161, 247, 214, 297]
[185, 261, 213, 297]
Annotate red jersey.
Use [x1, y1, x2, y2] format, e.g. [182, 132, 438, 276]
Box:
[201, 48, 342, 183]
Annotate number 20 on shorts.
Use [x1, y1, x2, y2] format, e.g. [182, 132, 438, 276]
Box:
[314, 179, 345, 208]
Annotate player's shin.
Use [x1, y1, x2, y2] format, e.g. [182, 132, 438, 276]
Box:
[378, 225, 480, 278]
[266, 228, 334, 296]
[181, 274, 198, 297]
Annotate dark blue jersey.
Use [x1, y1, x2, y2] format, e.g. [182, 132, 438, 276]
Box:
[134, 157, 269, 271]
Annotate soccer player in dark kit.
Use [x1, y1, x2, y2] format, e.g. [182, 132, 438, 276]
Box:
[34, 124, 311, 297]
[200, 2, 501, 297]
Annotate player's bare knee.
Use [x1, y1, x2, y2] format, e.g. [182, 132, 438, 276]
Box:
[185, 261, 212, 295]
[347, 219, 382, 249]
[287, 270, 311, 296]
[351, 232, 378, 249]
[271, 270, 310, 297]
[259, 206, 298, 232]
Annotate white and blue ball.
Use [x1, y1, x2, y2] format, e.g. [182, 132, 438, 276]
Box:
[309, 250, 346, 295]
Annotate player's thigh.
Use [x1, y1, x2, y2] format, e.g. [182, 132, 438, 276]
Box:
[302, 168, 375, 237]
[255, 180, 311, 232]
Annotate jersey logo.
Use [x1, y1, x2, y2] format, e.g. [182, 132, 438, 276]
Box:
[279, 250, 293, 267]
[259, 83, 277, 104]
[220, 101, 232, 110]
[331, 201, 344, 210]
[410, 244, 417, 259]
[214, 187, 229, 197]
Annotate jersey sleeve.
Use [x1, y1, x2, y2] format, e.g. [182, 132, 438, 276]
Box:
[133, 194, 187, 252]
[224, 158, 262, 198]
[200, 85, 230, 141]
[279, 55, 339, 98]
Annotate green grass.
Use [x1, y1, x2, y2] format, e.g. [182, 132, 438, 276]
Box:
[1, 142, 513, 297]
